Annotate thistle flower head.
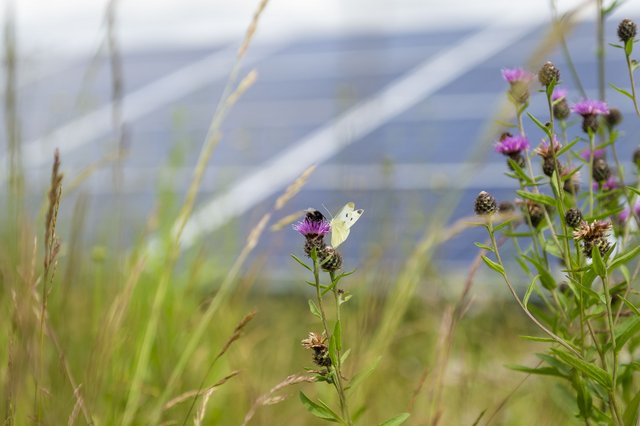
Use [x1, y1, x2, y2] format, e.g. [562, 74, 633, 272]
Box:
[618, 18, 637, 43]
[301, 332, 327, 350]
[501, 68, 534, 84]
[534, 136, 561, 159]
[474, 191, 498, 216]
[571, 99, 610, 116]
[580, 148, 606, 162]
[293, 217, 331, 237]
[593, 176, 619, 191]
[538, 61, 560, 87]
[552, 87, 568, 101]
[573, 220, 612, 241]
[495, 134, 529, 156]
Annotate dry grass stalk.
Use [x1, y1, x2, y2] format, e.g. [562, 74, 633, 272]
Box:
[274, 164, 317, 210]
[164, 371, 240, 411]
[238, 0, 270, 57]
[241, 375, 317, 426]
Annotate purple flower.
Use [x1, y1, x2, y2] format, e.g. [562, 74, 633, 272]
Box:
[552, 87, 568, 101]
[580, 148, 606, 161]
[620, 203, 640, 222]
[593, 176, 619, 191]
[501, 68, 535, 84]
[293, 217, 330, 237]
[495, 134, 530, 156]
[571, 99, 610, 116]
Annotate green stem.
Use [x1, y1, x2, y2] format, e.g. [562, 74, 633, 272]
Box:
[624, 47, 640, 116]
[487, 220, 581, 357]
[330, 272, 351, 426]
[601, 274, 623, 425]
[588, 133, 595, 216]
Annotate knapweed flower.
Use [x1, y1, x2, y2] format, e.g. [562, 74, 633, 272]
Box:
[319, 246, 343, 272]
[502, 67, 534, 104]
[618, 203, 640, 222]
[538, 61, 560, 87]
[495, 134, 529, 156]
[535, 137, 563, 177]
[572, 99, 610, 133]
[294, 209, 331, 257]
[301, 332, 331, 367]
[606, 108, 623, 129]
[593, 176, 618, 192]
[552, 88, 570, 120]
[580, 148, 606, 162]
[561, 168, 580, 194]
[565, 208, 584, 228]
[522, 200, 547, 228]
[592, 158, 612, 183]
[573, 220, 612, 258]
[618, 18, 637, 43]
[474, 191, 497, 216]
[495, 133, 529, 169]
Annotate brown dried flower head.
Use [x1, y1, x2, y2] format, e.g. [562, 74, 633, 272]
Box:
[301, 332, 327, 350]
[573, 220, 611, 242]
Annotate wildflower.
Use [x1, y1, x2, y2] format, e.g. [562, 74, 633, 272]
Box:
[294, 209, 331, 257]
[535, 137, 562, 177]
[538, 61, 560, 87]
[572, 99, 610, 133]
[498, 201, 515, 213]
[605, 108, 623, 129]
[319, 246, 343, 272]
[474, 191, 498, 216]
[573, 220, 612, 258]
[593, 176, 618, 192]
[580, 148, 606, 162]
[618, 203, 640, 222]
[522, 200, 546, 228]
[502, 67, 534, 104]
[495, 133, 529, 169]
[561, 168, 580, 194]
[592, 158, 612, 183]
[617, 18, 637, 43]
[633, 147, 640, 167]
[301, 332, 331, 367]
[552, 88, 570, 120]
[565, 208, 584, 228]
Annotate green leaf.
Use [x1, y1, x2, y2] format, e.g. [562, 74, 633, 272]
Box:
[609, 42, 624, 49]
[625, 37, 634, 56]
[556, 137, 580, 156]
[291, 254, 312, 271]
[333, 320, 342, 352]
[308, 299, 321, 319]
[609, 83, 634, 101]
[527, 112, 552, 138]
[609, 245, 640, 271]
[474, 242, 494, 251]
[615, 316, 640, 352]
[515, 190, 556, 207]
[493, 218, 516, 232]
[627, 185, 640, 197]
[506, 364, 565, 378]
[506, 160, 535, 186]
[623, 387, 640, 426]
[328, 333, 339, 367]
[348, 356, 381, 391]
[519, 335, 555, 343]
[619, 295, 640, 316]
[340, 348, 351, 364]
[299, 391, 341, 422]
[591, 244, 606, 278]
[523, 255, 556, 290]
[481, 255, 504, 275]
[523, 275, 540, 308]
[378, 413, 410, 426]
[551, 349, 612, 390]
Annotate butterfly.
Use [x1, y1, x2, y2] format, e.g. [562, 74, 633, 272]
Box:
[330, 202, 364, 248]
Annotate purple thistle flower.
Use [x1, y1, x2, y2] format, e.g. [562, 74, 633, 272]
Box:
[571, 99, 610, 116]
[552, 87, 568, 101]
[293, 217, 331, 237]
[580, 148, 606, 162]
[495, 134, 530, 156]
[501, 68, 534, 84]
[593, 176, 619, 191]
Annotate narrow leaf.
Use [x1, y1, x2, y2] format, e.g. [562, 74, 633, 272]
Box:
[378, 413, 410, 426]
[299, 391, 341, 422]
[591, 244, 606, 278]
[609, 83, 634, 100]
[474, 242, 494, 251]
[506, 364, 565, 378]
[552, 349, 612, 390]
[291, 254, 312, 271]
[308, 299, 321, 319]
[523, 275, 540, 308]
[481, 255, 504, 275]
[515, 190, 556, 207]
[527, 112, 552, 138]
[609, 245, 640, 271]
[615, 316, 640, 352]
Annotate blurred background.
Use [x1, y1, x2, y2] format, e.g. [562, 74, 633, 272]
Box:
[4, 0, 640, 280]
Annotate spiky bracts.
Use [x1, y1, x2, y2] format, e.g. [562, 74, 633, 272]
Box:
[618, 18, 637, 43]
[573, 220, 612, 258]
[552, 88, 570, 120]
[474, 191, 498, 216]
[565, 208, 583, 229]
[294, 208, 343, 272]
[535, 138, 562, 177]
[538, 61, 560, 87]
[301, 332, 331, 367]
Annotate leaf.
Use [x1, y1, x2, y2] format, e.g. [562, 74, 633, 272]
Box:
[378, 413, 410, 426]
[591, 244, 606, 278]
[474, 242, 494, 251]
[333, 320, 342, 352]
[519, 335, 555, 343]
[609, 245, 640, 271]
[615, 316, 640, 352]
[623, 387, 640, 426]
[556, 137, 580, 156]
[299, 391, 341, 422]
[515, 190, 556, 207]
[627, 185, 640, 197]
[308, 299, 321, 319]
[527, 112, 552, 138]
[523, 275, 540, 308]
[340, 348, 351, 364]
[506, 159, 535, 186]
[608, 42, 624, 49]
[481, 255, 504, 275]
[625, 37, 634, 56]
[523, 255, 556, 290]
[609, 83, 634, 100]
[551, 349, 612, 390]
[619, 295, 640, 316]
[348, 356, 381, 391]
[291, 254, 312, 271]
[506, 364, 565, 378]
[329, 332, 339, 367]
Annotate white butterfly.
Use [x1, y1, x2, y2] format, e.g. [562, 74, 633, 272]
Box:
[330, 202, 364, 248]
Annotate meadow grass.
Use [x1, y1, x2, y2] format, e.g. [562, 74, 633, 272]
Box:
[2, 1, 640, 425]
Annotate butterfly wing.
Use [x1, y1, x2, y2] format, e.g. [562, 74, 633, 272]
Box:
[330, 202, 364, 248]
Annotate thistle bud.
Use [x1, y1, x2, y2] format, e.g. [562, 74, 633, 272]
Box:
[474, 191, 498, 216]
[565, 208, 583, 228]
[618, 18, 637, 43]
[538, 61, 560, 87]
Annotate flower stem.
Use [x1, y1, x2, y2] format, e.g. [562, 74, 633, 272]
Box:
[330, 271, 352, 425]
[601, 274, 624, 425]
